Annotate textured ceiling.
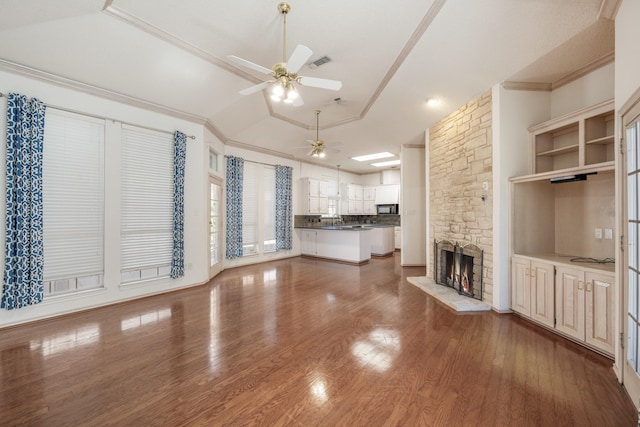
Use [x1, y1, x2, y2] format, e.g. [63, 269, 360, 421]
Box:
[0, 0, 612, 173]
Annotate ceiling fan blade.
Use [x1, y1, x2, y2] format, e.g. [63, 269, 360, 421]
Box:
[325, 141, 343, 147]
[298, 76, 342, 91]
[227, 55, 273, 75]
[286, 45, 313, 74]
[239, 81, 272, 95]
[307, 148, 315, 156]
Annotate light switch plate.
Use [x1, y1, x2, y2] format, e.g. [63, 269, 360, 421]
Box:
[605, 228, 613, 239]
[595, 228, 603, 239]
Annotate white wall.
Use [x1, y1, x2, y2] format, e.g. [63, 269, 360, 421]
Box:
[492, 85, 551, 311]
[400, 145, 426, 266]
[0, 70, 207, 328]
[551, 62, 615, 117]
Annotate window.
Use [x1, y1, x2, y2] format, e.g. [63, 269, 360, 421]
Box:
[42, 110, 105, 296]
[209, 148, 219, 172]
[121, 125, 174, 283]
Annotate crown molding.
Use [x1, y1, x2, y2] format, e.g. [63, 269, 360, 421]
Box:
[501, 51, 614, 93]
[0, 58, 208, 125]
[501, 81, 552, 92]
[551, 52, 614, 90]
[598, 0, 622, 20]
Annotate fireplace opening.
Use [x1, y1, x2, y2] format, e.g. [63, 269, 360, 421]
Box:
[434, 240, 483, 300]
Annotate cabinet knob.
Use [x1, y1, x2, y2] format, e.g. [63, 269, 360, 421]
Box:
[578, 280, 584, 290]
[586, 281, 592, 292]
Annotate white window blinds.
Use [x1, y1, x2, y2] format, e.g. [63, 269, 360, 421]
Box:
[42, 110, 105, 285]
[121, 125, 174, 276]
[263, 166, 276, 252]
[242, 162, 258, 255]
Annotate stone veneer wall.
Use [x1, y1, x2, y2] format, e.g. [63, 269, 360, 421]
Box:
[429, 90, 493, 303]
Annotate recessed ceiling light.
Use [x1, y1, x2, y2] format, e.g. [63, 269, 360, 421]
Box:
[426, 98, 440, 107]
[372, 159, 401, 167]
[351, 152, 394, 162]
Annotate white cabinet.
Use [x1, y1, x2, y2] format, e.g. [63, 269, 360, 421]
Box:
[299, 228, 371, 263]
[369, 227, 394, 256]
[340, 184, 364, 214]
[556, 266, 614, 355]
[510, 255, 614, 356]
[374, 185, 400, 205]
[300, 229, 317, 255]
[363, 186, 376, 215]
[394, 226, 401, 250]
[300, 178, 329, 215]
[510, 256, 555, 328]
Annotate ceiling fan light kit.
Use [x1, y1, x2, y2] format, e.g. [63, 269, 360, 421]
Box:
[228, 2, 342, 106]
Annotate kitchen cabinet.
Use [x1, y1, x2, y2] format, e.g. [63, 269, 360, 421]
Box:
[374, 184, 400, 205]
[300, 229, 317, 255]
[530, 99, 614, 174]
[369, 226, 394, 256]
[300, 178, 329, 215]
[556, 266, 614, 355]
[363, 186, 376, 214]
[340, 184, 364, 214]
[510, 256, 555, 328]
[298, 228, 371, 263]
[394, 226, 401, 250]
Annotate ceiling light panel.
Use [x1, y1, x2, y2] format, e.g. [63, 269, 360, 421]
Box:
[351, 152, 395, 162]
[371, 160, 401, 167]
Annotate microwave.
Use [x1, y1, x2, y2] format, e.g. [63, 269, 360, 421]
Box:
[376, 204, 398, 215]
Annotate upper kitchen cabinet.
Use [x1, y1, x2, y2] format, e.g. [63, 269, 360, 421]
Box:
[374, 184, 400, 205]
[531, 99, 614, 174]
[340, 183, 363, 214]
[300, 178, 329, 215]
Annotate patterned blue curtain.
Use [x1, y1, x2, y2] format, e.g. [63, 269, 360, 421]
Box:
[2, 93, 46, 310]
[170, 131, 187, 279]
[225, 156, 244, 259]
[275, 165, 293, 250]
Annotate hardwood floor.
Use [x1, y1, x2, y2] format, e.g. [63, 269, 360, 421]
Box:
[0, 254, 636, 426]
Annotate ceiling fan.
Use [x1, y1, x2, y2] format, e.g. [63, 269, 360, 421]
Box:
[227, 2, 342, 106]
[295, 110, 342, 158]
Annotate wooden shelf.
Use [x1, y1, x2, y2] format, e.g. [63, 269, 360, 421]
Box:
[586, 135, 614, 145]
[536, 144, 579, 157]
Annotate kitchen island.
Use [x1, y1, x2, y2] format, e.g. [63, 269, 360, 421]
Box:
[297, 226, 371, 264]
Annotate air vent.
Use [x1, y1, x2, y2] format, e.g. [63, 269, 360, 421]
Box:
[308, 56, 331, 69]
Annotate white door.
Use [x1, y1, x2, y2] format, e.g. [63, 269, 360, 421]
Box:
[209, 177, 223, 279]
[623, 97, 640, 402]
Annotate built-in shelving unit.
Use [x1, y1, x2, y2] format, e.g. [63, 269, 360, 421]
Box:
[531, 99, 614, 174]
[511, 99, 616, 357]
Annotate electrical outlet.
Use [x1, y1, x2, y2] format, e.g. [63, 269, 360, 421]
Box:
[594, 228, 603, 239]
[605, 228, 613, 240]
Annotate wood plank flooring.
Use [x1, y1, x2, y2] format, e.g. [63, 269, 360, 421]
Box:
[0, 254, 636, 426]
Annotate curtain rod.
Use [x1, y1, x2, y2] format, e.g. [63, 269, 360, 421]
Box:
[225, 155, 288, 169]
[0, 92, 195, 140]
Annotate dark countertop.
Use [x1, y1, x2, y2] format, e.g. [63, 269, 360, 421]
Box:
[296, 224, 395, 231]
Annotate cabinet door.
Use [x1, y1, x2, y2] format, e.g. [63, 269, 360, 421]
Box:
[308, 197, 320, 214]
[511, 257, 531, 317]
[363, 187, 376, 201]
[530, 261, 555, 328]
[555, 266, 585, 341]
[301, 230, 316, 255]
[363, 200, 376, 214]
[308, 179, 319, 197]
[318, 197, 329, 214]
[585, 272, 614, 355]
[318, 180, 328, 197]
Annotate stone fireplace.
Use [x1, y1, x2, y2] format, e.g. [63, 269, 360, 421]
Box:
[429, 90, 493, 304]
[434, 240, 483, 300]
